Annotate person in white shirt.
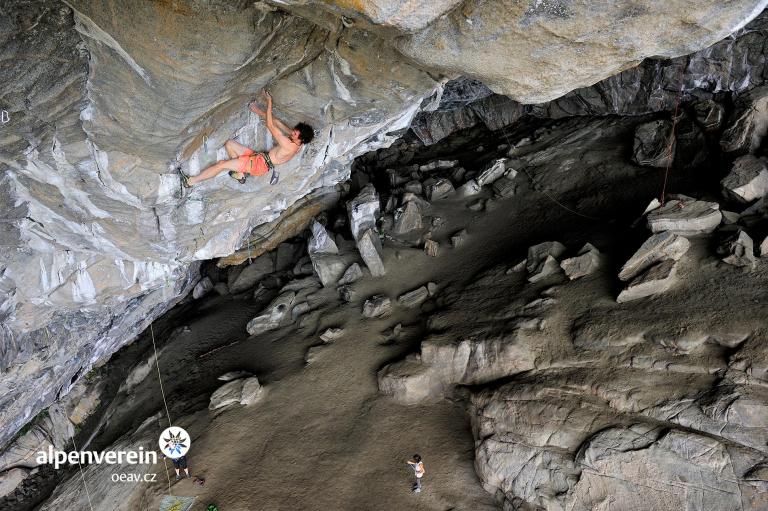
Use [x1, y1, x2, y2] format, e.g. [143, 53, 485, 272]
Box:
[406, 454, 425, 493]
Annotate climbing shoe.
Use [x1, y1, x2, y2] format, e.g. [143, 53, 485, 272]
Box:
[228, 170, 246, 184]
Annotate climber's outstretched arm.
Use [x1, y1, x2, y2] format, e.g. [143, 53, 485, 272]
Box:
[260, 91, 295, 149]
[250, 92, 292, 136]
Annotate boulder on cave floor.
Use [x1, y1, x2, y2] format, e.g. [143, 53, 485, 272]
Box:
[492, 175, 517, 198]
[423, 178, 455, 201]
[246, 291, 296, 335]
[209, 376, 264, 409]
[338, 263, 363, 285]
[218, 371, 252, 382]
[618, 232, 690, 281]
[456, 179, 482, 198]
[476, 158, 509, 186]
[310, 253, 348, 287]
[617, 259, 678, 303]
[424, 239, 440, 257]
[398, 286, 430, 309]
[718, 230, 758, 268]
[362, 295, 392, 318]
[526, 241, 566, 282]
[419, 159, 457, 172]
[721, 155, 768, 203]
[347, 184, 380, 241]
[560, 243, 602, 280]
[357, 229, 386, 277]
[646, 195, 722, 235]
[392, 200, 423, 235]
[450, 229, 467, 248]
[319, 327, 345, 343]
[307, 219, 339, 255]
[379, 318, 540, 405]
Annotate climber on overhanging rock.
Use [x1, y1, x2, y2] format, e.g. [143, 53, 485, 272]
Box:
[180, 90, 315, 188]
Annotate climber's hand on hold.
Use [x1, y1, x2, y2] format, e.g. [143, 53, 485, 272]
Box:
[249, 101, 265, 117]
[262, 89, 272, 104]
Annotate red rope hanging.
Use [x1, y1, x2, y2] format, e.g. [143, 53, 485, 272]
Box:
[660, 66, 686, 207]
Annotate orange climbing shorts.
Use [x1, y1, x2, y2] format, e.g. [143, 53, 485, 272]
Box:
[235, 150, 271, 176]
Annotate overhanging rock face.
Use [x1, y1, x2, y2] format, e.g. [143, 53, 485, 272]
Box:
[396, 0, 768, 103]
[1, 0, 767, 447]
[0, 1, 436, 448]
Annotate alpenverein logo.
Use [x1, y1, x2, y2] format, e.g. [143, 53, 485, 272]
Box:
[158, 427, 191, 459]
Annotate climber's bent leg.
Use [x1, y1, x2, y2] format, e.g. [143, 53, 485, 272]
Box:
[224, 139, 254, 159]
[188, 159, 238, 185]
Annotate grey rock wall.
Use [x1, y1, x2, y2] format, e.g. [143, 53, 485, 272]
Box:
[1, 0, 766, 451]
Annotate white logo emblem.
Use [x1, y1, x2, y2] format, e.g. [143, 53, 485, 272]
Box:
[158, 427, 191, 459]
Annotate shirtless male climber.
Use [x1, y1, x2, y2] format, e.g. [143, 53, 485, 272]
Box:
[180, 90, 314, 188]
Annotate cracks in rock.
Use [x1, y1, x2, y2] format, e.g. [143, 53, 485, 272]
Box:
[151, 207, 162, 241]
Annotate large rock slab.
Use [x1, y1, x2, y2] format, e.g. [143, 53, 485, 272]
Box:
[307, 220, 338, 255]
[396, 0, 768, 103]
[310, 254, 348, 287]
[560, 243, 602, 280]
[397, 286, 430, 309]
[646, 196, 722, 235]
[617, 259, 678, 303]
[392, 201, 423, 235]
[347, 185, 381, 242]
[526, 241, 566, 282]
[357, 229, 386, 277]
[722, 155, 768, 203]
[719, 230, 758, 268]
[619, 232, 690, 281]
[209, 379, 246, 410]
[246, 291, 296, 335]
[362, 295, 391, 318]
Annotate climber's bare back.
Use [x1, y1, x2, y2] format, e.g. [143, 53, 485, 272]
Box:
[266, 134, 301, 166]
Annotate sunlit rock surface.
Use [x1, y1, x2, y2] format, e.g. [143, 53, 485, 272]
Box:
[0, 0, 435, 447]
[396, 0, 768, 103]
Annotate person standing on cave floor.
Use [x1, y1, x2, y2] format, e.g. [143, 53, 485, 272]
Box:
[171, 455, 190, 480]
[407, 454, 426, 493]
[179, 90, 314, 188]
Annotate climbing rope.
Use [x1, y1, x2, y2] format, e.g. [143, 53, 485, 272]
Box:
[70, 431, 95, 511]
[659, 65, 687, 207]
[497, 124, 601, 221]
[149, 324, 176, 500]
